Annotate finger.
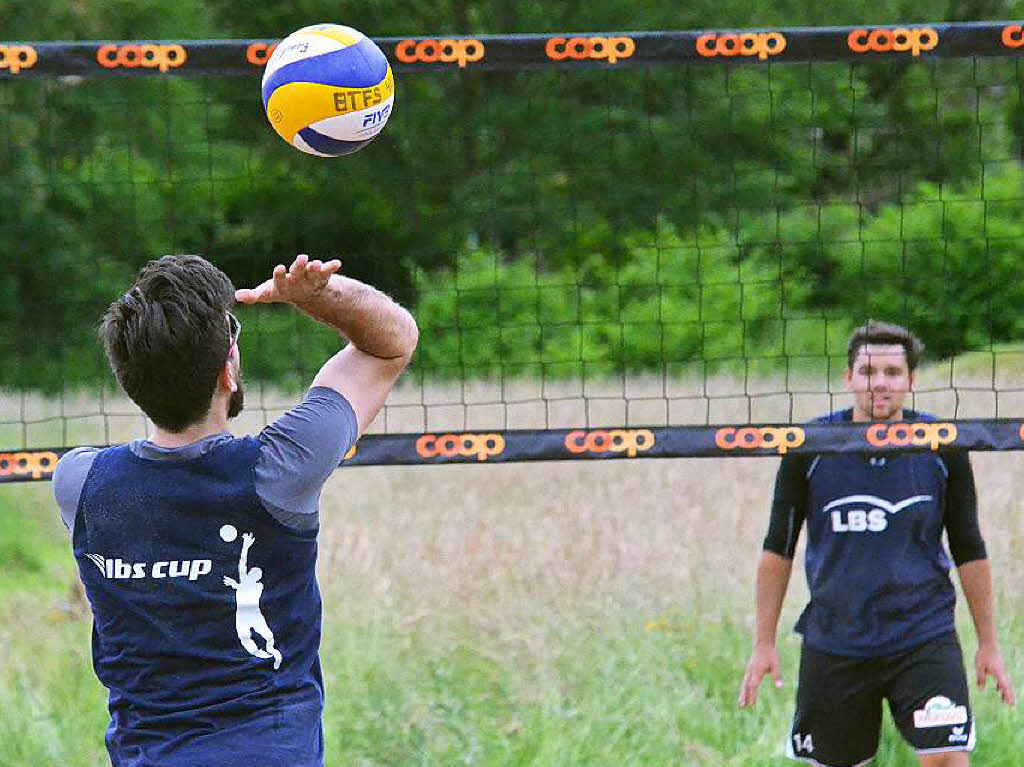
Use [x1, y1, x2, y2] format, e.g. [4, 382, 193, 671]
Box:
[272, 263, 288, 289]
[740, 677, 758, 708]
[309, 259, 323, 273]
[772, 667, 784, 689]
[290, 253, 309, 273]
[323, 258, 342, 274]
[996, 671, 1016, 705]
[739, 669, 762, 707]
[977, 663, 987, 689]
[235, 279, 275, 304]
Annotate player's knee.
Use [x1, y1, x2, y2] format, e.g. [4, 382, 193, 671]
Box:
[918, 751, 969, 767]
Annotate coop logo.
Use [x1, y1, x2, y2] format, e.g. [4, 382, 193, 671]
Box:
[866, 422, 956, 451]
[97, 43, 188, 72]
[416, 433, 505, 462]
[246, 42, 278, 66]
[0, 450, 59, 480]
[714, 426, 805, 454]
[847, 27, 939, 57]
[564, 429, 655, 458]
[0, 45, 38, 75]
[395, 39, 484, 68]
[1003, 25, 1024, 48]
[914, 696, 968, 729]
[84, 554, 213, 581]
[546, 36, 636, 64]
[696, 32, 787, 60]
[823, 494, 932, 533]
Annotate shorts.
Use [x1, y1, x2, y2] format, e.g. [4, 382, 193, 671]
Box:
[786, 632, 974, 767]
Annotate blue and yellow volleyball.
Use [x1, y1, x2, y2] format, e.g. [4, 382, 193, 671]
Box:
[261, 24, 394, 157]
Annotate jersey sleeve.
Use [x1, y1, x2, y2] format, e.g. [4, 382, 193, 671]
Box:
[254, 386, 358, 529]
[762, 454, 811, 558]
[52, 446, 101, 536]
[942, 451, 987, 565]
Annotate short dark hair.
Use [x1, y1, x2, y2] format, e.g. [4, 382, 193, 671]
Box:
[98, 255, 235, 432]
[846, 320, 924, 372]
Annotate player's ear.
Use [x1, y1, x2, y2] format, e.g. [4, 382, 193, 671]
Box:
[219, 359, 238, 393]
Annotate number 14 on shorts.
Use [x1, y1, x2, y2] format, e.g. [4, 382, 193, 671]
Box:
[793, 732, 814, 754]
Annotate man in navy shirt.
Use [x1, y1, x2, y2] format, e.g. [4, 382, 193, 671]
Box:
[738, 321, 1014, 767]
[53, 254, 417, 766]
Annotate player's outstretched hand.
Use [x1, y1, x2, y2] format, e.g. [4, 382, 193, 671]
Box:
[235, 254, 342, 306]
[976, 642, 1016, 706]
[738, 643, 783, 708]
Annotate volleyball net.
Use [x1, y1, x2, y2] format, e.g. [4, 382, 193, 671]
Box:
[4, 22, 1024, 480]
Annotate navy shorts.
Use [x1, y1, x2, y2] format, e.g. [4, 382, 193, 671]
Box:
[787, 632, 974, 766]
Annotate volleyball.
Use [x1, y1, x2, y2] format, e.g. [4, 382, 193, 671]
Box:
[261, 24, 394, 157]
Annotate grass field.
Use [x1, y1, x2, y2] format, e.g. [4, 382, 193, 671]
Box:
[2, 451, 1022, 766]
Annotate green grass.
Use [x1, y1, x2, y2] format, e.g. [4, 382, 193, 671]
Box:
[3, 457, 1022, 766]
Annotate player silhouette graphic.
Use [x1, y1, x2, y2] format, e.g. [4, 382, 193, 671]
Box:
[222, 531, 282, 669]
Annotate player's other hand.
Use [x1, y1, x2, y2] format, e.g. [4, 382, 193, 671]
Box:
[235, 254, 342, 306]
[976, 642, 1016, 706]
[738, 642, 783, 708]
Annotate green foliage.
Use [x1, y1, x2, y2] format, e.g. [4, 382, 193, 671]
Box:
[5, 2, 1024, 387]
[738, 163, 1024, 359]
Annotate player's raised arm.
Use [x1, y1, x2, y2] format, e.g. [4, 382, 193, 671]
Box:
[235, 254, 418, 435]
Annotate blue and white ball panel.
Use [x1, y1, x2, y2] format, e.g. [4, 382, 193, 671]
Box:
[261, 36, 389, 107]
[293, 130, 376, 157]
[310, 97, 393, 140]
[293, 95, 393, 156]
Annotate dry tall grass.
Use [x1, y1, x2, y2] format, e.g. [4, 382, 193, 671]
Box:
[315, 450, 1024, 677]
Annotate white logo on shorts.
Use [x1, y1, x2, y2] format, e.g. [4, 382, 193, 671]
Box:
[913, 696, 968, 728]
[948, 725, 970, 743]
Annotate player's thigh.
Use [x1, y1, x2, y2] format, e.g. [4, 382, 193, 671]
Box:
[886, 632, 974, 757]
[788, 643, 884, 766]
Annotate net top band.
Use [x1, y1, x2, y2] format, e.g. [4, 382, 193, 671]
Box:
[4, 23, 1024, 77]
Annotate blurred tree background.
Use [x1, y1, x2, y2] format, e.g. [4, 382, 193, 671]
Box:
[4, 0, 1024, 390]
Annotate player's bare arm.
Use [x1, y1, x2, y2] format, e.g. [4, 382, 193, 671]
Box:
[958, 558, 1016, 706]
[235, 254, 419, 434]
[738, 550, 793, 707]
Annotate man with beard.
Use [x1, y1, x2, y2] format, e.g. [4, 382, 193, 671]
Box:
[737, 320, 1014, 767]
[53, 254, 417, 766]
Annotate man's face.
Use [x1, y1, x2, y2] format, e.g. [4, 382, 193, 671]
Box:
[846, 343, 913, 422]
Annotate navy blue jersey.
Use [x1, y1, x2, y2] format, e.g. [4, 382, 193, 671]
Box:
[73, 437, 324, 766]
[763, 409, 986, 658]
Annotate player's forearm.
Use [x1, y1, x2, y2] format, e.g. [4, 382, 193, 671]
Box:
[958, 558, 999, 646]
[753, 550, 793, 646]
[293, 274, 418, 360]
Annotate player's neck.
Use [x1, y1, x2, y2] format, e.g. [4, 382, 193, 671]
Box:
[851, 407, 904, 423]
[148, 398, 230, 448]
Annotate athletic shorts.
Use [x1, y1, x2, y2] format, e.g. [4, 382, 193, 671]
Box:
[786, 632, 974, 766]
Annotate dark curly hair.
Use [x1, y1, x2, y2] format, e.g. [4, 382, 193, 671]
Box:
[98, 255, 236, 432]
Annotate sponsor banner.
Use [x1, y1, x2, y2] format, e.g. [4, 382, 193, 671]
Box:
[335, 419, 1024, 466]
[6, 419, 1024, 482]
[3, 24, 1024, 78]
[0, 449, 66, 482]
